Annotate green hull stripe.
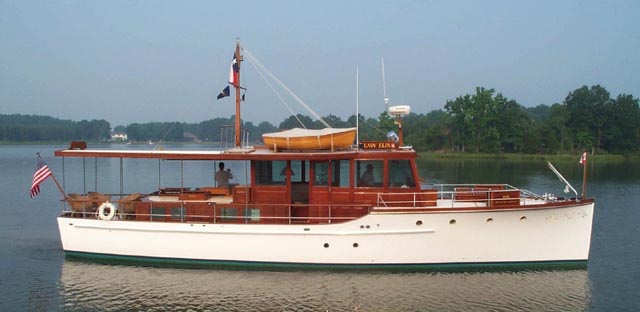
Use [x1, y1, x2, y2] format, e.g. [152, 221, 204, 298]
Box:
[64, 251, 587, 272]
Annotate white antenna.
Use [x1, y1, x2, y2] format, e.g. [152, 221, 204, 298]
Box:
[356, 67, 359, 147]
[381, 57, 389, 109]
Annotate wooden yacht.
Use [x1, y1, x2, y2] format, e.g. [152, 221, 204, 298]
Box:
[54, 41, 594, 269]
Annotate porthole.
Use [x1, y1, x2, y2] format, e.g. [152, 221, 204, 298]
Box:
[486, 218, 493, 223]
[449, 219, 456, 225]
[353, 243, 359, 248]
[520, 216, 527, 222]
[324, 243, 330, 248]
[416, 220, 423, 226]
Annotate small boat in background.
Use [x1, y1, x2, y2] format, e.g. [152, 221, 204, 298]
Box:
[262, 127, 356, 151]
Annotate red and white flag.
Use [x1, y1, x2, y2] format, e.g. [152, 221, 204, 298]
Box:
[228, 52, 239, 86]
[579, 152, 587, 165]
[30, 154, 52, 198]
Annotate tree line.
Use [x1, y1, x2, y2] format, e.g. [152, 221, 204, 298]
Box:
[263, 84, 639, 154]
[427, 85, 639, 154]
[2, 85, 638, 154]
[0, 114, 110, 142]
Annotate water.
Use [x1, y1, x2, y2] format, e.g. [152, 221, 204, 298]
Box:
[1, 145, 639, 311]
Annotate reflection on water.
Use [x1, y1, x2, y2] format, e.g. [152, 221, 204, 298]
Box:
[60, 260, 589, 311]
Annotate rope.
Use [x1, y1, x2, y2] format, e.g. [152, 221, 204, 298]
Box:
[243, 47, 331, 128]
[361, 118, 387, 135]
[245, 55, 307, 129]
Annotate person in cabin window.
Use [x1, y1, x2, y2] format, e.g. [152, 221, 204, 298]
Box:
[360, 164, 375, 187]
[280, 166, 295, 177]
[215, 162, 233, 189]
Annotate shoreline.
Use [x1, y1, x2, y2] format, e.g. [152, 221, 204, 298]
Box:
[418, 152, 638, 162]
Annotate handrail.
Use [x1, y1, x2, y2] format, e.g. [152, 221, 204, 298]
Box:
[60, 210, 365, 223]
[60, 199, 372, 225]
[60, 185, 554, 223]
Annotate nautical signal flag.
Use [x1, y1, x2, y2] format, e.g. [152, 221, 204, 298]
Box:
[217, 86, 230, 100]
[579, 152, 587, 165]
[30, 154, 52, 198]
[229, 52, 239, 86]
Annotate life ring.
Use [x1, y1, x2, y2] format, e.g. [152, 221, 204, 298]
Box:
[97, 202, 116, 221]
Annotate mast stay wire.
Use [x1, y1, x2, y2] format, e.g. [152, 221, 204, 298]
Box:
[245, 55, 307, 129]
[286, 71, 344, 127]
[362, 117, 387, 135]
[245, 47, 384, 135]
[242, 47, 331, 128]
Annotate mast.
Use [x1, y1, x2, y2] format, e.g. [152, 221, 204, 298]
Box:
[356, 67, 359, 148]
[234, 39, 242, 147]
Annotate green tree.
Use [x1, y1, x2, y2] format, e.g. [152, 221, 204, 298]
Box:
[494, 100, 531, 153]
[445, 87, 510, 152]
[535, 104, 571, 153]
[113, 125, 126, 133]
[327, 114, 351, 128]
[279, 114, 316, 130]
[404, 110, 451, 151]
[602, 94, 640, 152]
[564, 85, 611, 153]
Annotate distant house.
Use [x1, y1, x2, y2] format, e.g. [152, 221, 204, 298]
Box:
[110, 132, 128, 141]
[183, 132, 199, 142]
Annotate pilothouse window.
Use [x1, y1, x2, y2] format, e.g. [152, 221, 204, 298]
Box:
[332, 160, 350, 187]
[314, 162, 329, 186]
[254, 160, 287, 185]
[356, 160, 383, 187]
[290, 160, 309, 183]
[388, 159, 414, 188]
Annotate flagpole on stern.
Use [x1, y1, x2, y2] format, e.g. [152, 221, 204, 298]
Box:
[35, 152, 66, 199]
[50, 172, 67, 199]
[581, 151, 588, 198]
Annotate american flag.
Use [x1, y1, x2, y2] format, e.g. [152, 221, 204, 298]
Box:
[30, 154, 52, 198]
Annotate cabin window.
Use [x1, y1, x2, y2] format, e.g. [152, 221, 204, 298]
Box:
[254, 160, 287, 185]
[388, 159, 414, 188]
[314, 162, 329, 186]
[151, 206, 165, 221]
[220, 207, 238, 220]
[170, 207, 183, 220]
[290, 160, 309, 183]
[355, 160, 383, 187]
[244, 208, 260, 221]
[332, 160, 350, 187]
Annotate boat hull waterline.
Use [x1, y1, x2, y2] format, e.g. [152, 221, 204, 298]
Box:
[58, 201, 593, 267]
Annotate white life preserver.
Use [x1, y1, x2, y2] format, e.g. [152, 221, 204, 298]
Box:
[97, 202, 116, 221]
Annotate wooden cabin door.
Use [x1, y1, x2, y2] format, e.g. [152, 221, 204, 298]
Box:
[309, 161, 331, 222]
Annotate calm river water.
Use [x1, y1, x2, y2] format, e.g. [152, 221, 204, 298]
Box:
[1, 144, 638, 311]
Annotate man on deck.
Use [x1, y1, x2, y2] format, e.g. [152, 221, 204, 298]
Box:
[215, 162, 233, 189]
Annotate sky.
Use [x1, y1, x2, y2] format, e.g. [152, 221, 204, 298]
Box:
[1, 0, 639, 127]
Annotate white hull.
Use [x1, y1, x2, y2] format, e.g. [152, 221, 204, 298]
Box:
[58, 201, 594, 266]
